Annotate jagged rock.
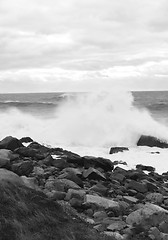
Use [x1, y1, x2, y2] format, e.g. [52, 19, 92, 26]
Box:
[83, 167, 106, 181]
[85, 194, 120, 210]
[146, 193, 163, 204]
[137, 135, 168, 148]
[11, 160, 34, 176]
[0, 136, 23, 151]
[109, 147, 129, 154]
[136, 164, 155, 172]
[127, 180, 148, 193]
[20, 137, 33, 143]
[126, 203, 168, 227]
[0, 168, 24, 185]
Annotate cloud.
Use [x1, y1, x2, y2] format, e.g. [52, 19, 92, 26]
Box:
[0, 0, 168, 91]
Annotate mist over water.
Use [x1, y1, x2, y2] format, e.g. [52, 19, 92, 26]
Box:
[0, 91, 168, 148]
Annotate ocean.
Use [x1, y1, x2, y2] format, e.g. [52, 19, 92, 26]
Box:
[0, 91, 168, 173]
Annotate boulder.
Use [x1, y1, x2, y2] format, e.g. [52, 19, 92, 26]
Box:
[11, 161, 34, 176]
[85, 194, 120, 210]
[45, 179, 81, 192]
[0, 149, 13, 167]
[65, 189, 86, 201]
[83, 167, 106, 181]
[89, 183, 108, 196]
[0, 168, 24, 185]
[126, 203, 168, 227]
[20, 137, 33, 143]
[109, 147, 129, 154]
[127, 180, 148, 193]
[137, 135, 168, 148]
[82, 156, 114, 172]
[58, 172, 83, 188]
[136, 164, 155, 172]
[0, 136, 23, 151]
[146, 193, 163, 204]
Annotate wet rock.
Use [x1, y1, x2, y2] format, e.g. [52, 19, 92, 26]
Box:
[82, 156, 114, 172]
[137, 135, 168, 148]
[136, 164, 155, 172]
[0, 136, 23, 151]
[83, 167, 106, 181]
[20, 137, 33, 143]
[126, 203, 168, 227]
[85, 194, 120, 210]
[127, 180, 148, 193]
[11, 160, 34, 176]
[109, 147, 129, 154]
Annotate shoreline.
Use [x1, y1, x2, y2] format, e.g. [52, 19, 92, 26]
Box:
[0, 136, 168, 239]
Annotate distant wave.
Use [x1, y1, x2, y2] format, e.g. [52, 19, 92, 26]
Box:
[0, 101, 57, 107]
[147, 102, 168, 111]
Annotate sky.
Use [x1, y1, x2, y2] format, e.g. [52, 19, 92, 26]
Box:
[0, 0, 168, 92]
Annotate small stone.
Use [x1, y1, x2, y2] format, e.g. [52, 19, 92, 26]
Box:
[93, 211, 107, 221]
[107, 221, 127, 231]
[123, 196, 138, 204]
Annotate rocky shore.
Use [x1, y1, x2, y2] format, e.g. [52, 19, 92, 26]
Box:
[1, 136, 168, 240]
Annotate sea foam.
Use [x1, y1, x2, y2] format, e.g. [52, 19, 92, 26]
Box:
[0, 91, 168, 148]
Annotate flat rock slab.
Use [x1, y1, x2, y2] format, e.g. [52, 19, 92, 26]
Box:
[126, 203, 168, 227]
[85, 194, 119, 210]
[123, 196, 139, 204]
[127, 180, 147, 193]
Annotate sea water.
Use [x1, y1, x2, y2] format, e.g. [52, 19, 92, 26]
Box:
[0, 91, 168, 173]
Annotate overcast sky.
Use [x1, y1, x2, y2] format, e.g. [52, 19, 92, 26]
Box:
[0, 0, 168, 92]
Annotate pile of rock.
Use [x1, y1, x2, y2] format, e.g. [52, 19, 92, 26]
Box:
[1, 136, 168, 240]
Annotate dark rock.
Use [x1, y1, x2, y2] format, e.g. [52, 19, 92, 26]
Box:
[137, 135, 168, 148]
[11, 161, 34, 176]
[58, 172, 83, 188]
[14, 147, 39, 158]
[89, 183, 108, 196]
[52, 157, 68, 169]
[65, 189, 86, 201]
[0, 136, 23, 151]
[0, 168, 24, 185]
[67, 156, 114, 171]
[83, 167, 106, 181]
[110, 172, 126, 182]
[0, 149, 13, 168]
[136, 164, 155, 172]
[109, 147, 129, 154]
[127, 180, 148, 193]
[20, 137, 33, 143]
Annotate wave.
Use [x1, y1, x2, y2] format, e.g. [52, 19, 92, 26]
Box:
[0, 91, 168, 148]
